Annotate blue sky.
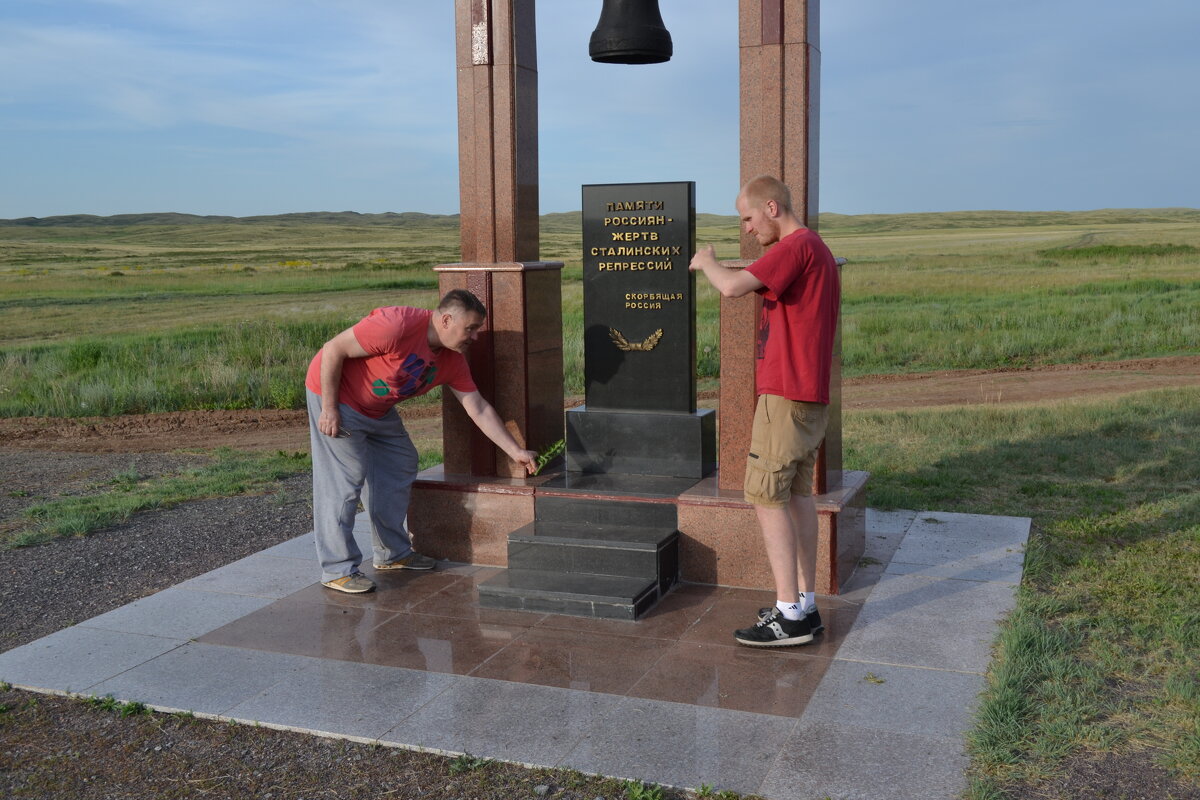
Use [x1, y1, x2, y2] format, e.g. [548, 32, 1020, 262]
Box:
[2, 1, 1197, 218]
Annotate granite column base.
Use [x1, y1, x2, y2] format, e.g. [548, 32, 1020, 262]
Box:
[677, 470, 869, 595]
[409, 465, 868, 596]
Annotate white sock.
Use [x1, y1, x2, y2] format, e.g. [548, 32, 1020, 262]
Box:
[799, 592, 816, 613]
[776, 600, 803, 621]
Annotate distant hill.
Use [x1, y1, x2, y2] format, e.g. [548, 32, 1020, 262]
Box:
[816, 208, 1200, 234]
[0, 211, 462, 229]
[3, 208, 1198, 232]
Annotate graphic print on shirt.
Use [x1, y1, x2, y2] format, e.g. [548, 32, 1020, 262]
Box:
[374, 353, 439, 400]
[756, 298, 775, 360]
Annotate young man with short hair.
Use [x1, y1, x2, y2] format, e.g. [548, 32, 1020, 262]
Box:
[689, 176, 841, 646]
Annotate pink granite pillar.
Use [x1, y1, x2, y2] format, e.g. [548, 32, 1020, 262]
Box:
[435, 0, 564, 479]
[456, 0, 539, 264]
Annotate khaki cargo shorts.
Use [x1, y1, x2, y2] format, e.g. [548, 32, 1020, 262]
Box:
[743, 394, 829, 509]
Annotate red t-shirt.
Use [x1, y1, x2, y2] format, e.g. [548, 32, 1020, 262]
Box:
[305, 306, 477, 418]
[746, 228, 840, 404]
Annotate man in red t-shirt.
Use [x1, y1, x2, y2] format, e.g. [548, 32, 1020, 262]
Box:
[690, 176, 841, 647]
[305, 289, 537, 593]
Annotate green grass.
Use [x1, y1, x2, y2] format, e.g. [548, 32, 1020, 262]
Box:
[4, 210, 1200, 416]
[7, 448, 311, 548]
[844, 387, 1200, 795]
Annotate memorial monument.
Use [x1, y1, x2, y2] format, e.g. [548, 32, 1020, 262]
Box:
[409, 0, 867, 619]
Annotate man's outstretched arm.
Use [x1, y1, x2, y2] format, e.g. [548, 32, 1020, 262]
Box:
[451, 388, 538, 474]
[689, 244, 765, 298]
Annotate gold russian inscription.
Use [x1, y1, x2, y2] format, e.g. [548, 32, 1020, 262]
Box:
[606, 200, 665, 212]
[589, 245, 682, 257]
[597, 261, 673, 271]
[623, 292, 684, 310]
[603, 215, 667, 227]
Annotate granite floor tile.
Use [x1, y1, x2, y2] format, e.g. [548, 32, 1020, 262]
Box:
[408, 567, 551, 627]
[0, 626, 184, 694]
[380, 679, 613, 765]
[890, 515, 1028, 582]
[563, 696, 798, 796]
[836, 566, 887, 600]
[760, 721, 969, 800]
[865, 508, 918, 534]
[469, 627, 672, 694]
[176, 552, 319, 598]
[224, 658, 460, 740]
[885, 550, 1025, 584]
[906, 511, 1030, 548]
[349, 611, 529, 675]
[256, 532, 317, 561]
[87, 642, 312, 715]
[800, 660, 984, 736]
[863, 508, 917, 562]
[626, 639, 828, 717]
[79, 587, 274, 640]
[834, 572, 1017, 673]
[197, 599, 400, 662]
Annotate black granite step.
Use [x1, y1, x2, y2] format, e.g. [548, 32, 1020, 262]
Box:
[476, 568, 660, 620]
[533, 494, 678, 528]
[507, 522, 678, 585]
[537, 471, 702, 500]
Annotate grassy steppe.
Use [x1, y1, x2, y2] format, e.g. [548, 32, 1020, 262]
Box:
[3, 208, 1199, 417]
[2, 208, 1199, 798]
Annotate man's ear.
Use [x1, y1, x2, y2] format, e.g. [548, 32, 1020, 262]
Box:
[765, 199, 779, 218]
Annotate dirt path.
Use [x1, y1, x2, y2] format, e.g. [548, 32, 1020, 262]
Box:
[842, 355, 1200, 410]
[0, 356, 1196, 454]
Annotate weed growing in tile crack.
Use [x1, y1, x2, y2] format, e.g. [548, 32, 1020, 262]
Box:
[83, 694, 151, 717]
[84, 694, 121, 713]
[623, 779, 665, 800]
[119, 701, 150, 718]
[448, 753, 493, 774]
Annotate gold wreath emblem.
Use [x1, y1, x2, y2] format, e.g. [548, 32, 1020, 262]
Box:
[609, 327, 664, 352]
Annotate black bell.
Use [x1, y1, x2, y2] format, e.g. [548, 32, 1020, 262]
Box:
[589, 0, 673, 65]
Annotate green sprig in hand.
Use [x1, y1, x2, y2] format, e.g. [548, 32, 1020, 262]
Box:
[531, 439, 566, 476]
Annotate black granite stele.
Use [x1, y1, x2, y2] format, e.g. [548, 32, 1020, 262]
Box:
[582, 181, 696, 413]
[478, 182, 713, 620]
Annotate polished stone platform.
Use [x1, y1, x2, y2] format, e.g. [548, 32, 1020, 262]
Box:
[0, 509, 1030, 799]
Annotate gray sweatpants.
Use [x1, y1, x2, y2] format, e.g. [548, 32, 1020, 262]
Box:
[306, 389, 419, 582]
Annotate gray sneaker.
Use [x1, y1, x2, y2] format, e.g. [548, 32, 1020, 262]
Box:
[373, 551, 437, 571]
[322, 572, 376, 593]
